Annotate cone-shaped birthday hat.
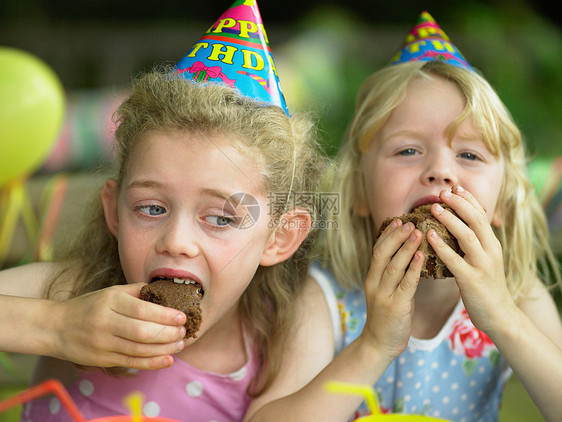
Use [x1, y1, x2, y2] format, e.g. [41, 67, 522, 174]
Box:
[390, 11, 473, 71]
[175, 0, 289, 115]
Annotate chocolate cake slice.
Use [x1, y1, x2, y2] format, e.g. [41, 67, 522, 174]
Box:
[140, 279, 202, 339]
[377, 204, 462, 279]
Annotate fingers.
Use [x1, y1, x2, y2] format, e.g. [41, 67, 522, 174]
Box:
[369, 221, 409, 285]
[55, 287, 192, 370]
[431, 203, 485, 261]
[92, 287, 188, 354]
[436, 186, 500, 254]
[427, 227, 470, 276]
[110, 334, 186, 360]
[105, 295, 187, 345]
[110, 316, 187, 345]
[122, 354, 176, 370]
[376, 218, 403, 244]
[363, 223, 423, 360]
[395, 250, 424, 302]
[368, 220, 422, 296]
[107, 285, 187, 343]
[89, 352, 177, 371]
[116, 292, 186, 326]
[380, 227, 423, 293]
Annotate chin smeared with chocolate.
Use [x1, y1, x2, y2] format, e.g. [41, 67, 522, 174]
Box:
[377, 204, 462, 279]
[140, 278, 203, 339]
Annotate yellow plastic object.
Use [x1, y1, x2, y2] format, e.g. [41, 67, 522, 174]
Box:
[325, 381, 451, 421]
[123, 392, 144, 422]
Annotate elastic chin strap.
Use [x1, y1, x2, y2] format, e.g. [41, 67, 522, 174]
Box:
[274, 124, 298, 231]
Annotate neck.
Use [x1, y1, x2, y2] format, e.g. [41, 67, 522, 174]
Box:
[415, 276, 459, 306]
[177, 304, 247, 374]
[411, 277, 460, 339]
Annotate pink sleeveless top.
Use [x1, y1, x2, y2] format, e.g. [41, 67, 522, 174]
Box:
[21, 350, 260, 422]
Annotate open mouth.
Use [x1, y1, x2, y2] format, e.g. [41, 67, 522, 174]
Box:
[409, 196, 442, 213]
[150, 276, 204, 297]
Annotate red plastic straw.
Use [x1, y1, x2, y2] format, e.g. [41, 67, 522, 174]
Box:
[0, 379, 87, 422]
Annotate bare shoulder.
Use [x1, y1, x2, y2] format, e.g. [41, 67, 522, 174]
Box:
[244, 275, 336, 417]
[297, 275, 333, 314]
[280, 274, 336, 377]
[292, 275, 336, 352]
[517, 277, 562, 347]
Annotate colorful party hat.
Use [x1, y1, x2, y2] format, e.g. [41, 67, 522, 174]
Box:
[390, 11, 473, 71]
[175, 0, 289, 115]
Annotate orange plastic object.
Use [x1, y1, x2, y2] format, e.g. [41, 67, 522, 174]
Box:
[0, 379, 180, 422]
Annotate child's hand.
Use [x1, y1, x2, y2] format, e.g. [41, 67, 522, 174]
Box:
[49, 283, 187, 369]
[428, 185, 515, 335]
[362, 219, 423, 359]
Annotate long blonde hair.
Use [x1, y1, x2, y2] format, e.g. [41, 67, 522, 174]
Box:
[47, 67, 326, 394]
[326, 61, 560, 298]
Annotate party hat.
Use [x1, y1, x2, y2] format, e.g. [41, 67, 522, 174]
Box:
[390, 11, 473, 71]
[175, 0, 289, 115]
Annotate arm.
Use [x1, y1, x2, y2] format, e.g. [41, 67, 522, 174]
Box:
[0, 263, 187, 369]
[245, 220, 423, 422]
[429, 186, 562, 422]
[0, 262, 59, 354]
[490, 281, 562, 422]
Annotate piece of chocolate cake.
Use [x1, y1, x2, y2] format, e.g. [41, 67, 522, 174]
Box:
[377, 204, 461, 279]
[140, 279, 202, 339]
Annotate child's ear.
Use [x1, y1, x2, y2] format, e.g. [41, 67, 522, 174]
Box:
[260, 209, 312, 266]
[101, 178, 119, 238]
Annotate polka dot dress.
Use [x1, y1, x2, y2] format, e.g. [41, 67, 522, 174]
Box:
[22, 349, 259, 422]
[310, 263, 512, 422]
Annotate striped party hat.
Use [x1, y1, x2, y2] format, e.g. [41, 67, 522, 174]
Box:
[175, 0, 289, 115]
[390, 11, 473, 71]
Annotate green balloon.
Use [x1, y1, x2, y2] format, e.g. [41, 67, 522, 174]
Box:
[0, 47, 66, 186]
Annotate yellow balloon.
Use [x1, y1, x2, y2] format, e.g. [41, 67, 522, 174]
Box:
[0, 47, 66, 186]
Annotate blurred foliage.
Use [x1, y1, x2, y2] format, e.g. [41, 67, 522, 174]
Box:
[1, 1, 557, 158]
[278, 1, 561, 158]
[460, 2, 561, 158]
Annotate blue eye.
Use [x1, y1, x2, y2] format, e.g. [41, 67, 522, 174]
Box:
[459, 152, 480, 161]
[205, 215, 233, 227]
[399, 148, 418, 156]
[138, 205, 166, 216]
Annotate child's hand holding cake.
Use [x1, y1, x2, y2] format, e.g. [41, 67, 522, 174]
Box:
[140, 278, 203, 339]
[377, 204, 462, 279]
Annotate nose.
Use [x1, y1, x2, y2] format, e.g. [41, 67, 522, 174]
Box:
[421, 151, 457, 187]
[156, 214, 200, 258]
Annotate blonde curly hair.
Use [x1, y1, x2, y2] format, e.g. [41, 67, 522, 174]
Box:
[47, 67, 327, 394]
